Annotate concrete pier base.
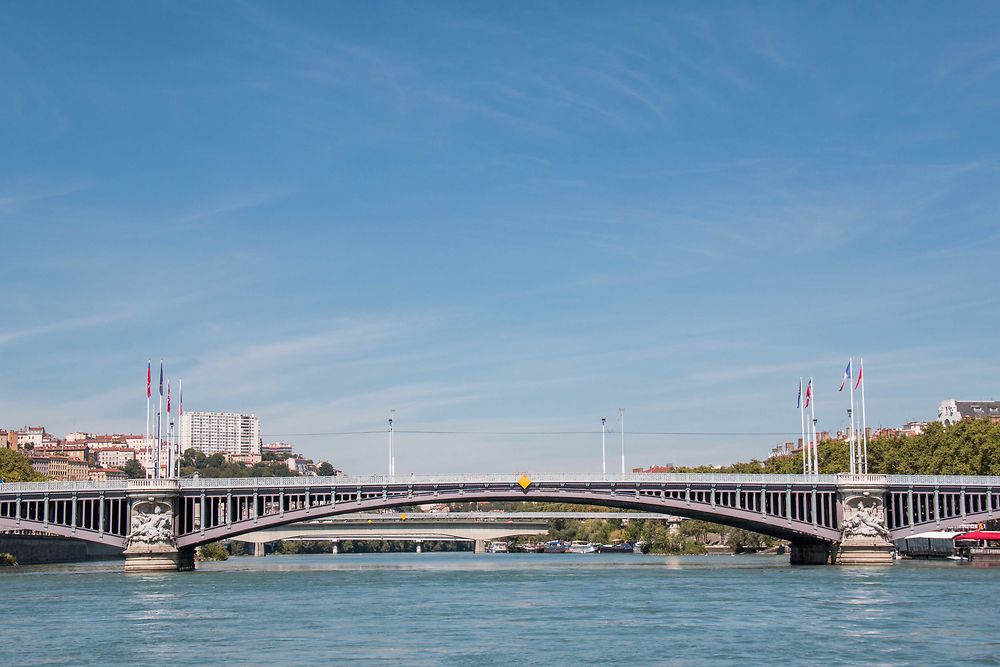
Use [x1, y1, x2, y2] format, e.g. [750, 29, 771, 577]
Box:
[254, 542, 266, 557]
[831, 541, 895, 565]
[330, 542, 339, 554]
[474, 539, 486, 554]
[415, 542, 422, 554]
[124, 547, 195, 572]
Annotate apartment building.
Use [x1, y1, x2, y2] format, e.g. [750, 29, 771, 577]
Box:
[180, 411, 261, 457]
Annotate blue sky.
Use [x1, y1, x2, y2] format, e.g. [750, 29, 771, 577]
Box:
[2, 2, 999, 473]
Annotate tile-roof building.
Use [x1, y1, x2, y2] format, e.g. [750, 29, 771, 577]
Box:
[938, 399, 1000, 426]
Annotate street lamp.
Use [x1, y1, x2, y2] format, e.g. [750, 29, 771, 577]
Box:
[388, 410, 395, 477]
[601, 417, 607, 476]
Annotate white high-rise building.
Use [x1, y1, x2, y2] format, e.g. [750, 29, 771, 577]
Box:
[179, 411, 261, 457]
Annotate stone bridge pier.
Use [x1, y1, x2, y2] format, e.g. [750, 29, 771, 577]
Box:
[790, 474, 894, 565]
[122, 482, 194, 573]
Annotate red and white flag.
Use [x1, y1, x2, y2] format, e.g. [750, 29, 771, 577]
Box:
[147, 361, 151, 398]
[855, 360, 863, 391]
[805, 379, 812, 408]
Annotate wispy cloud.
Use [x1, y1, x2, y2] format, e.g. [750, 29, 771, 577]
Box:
[0, 182, 89, 215]
[0, 312, 133, 347]
[171, 191, 291, 227]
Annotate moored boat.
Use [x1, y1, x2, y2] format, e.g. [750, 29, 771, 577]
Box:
[598, 540, 635, 554]
[566, 540, 598, 554]
[486, 541, 509, 553]
[543, 540, 568, 553]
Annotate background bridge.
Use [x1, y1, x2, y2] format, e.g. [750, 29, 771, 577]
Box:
[1, 473, 998, 569]
[229, 511, 676, 555]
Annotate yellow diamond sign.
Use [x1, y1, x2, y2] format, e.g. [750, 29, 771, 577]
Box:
[518, 474, 532, 490]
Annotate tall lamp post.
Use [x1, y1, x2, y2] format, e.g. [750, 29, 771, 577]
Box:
[388, 410, 395, 477]
[601, 417, 607, 476]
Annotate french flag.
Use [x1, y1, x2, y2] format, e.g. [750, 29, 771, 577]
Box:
[839, 360, 852, 392]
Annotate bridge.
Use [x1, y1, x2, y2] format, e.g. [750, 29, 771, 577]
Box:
[231, 511, 677, 555]
[1, 472, 997, 570]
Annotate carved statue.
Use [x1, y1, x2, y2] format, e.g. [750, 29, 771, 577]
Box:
[127, 504, 175, 548]
[842, 498, 890, 540]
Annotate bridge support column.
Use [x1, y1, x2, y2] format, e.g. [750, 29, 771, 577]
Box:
[474, 539, 486, 554]
[330, 541, 339, 555]
[415, 541, 423, 554]
[790, 541, 832, 565]
[254, 542, 266, 557]
[833, 475, 894, 566]
[123, 484, 193, 572]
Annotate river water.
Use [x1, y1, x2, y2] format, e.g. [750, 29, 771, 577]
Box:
[2, 553, 998, 666]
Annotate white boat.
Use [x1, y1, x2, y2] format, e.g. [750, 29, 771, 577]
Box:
[486, 541, 509, 553]
[566, 540, 598, 554]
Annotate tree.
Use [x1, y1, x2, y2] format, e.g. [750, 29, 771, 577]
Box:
[122, 459, 146, 479]
[0, 449, 46, 482]
[178, 447, 299, 479]
[318, 462, 335, 476]
[199, 542, 229, 561]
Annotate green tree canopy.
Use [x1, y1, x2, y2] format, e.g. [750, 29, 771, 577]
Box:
[179, 448, 299, 478]
[122, 459, 146, 479]
[0, 449, 46, 482]
[676, 419, 1000, 476]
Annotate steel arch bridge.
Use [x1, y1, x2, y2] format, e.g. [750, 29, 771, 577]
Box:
[1, 473, 998, 568]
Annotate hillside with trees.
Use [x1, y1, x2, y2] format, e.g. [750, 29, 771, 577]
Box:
[179, 448, 300, 478]
[676, 419, 1000, 476]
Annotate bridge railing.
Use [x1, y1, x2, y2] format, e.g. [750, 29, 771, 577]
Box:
[836, 474, 889, 484]
[12, 472, 996, 495]
[0, 480, 129, 493]
[886, 474, 1000, 486]
[176, 472, 840, 488]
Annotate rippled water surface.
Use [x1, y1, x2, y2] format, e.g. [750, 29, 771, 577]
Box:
[3, 553, 999, 666]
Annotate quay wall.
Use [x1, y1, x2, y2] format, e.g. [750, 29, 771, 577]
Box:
[0, 534, 123, 565]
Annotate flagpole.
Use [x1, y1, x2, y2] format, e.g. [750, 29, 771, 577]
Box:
[167, 381, 173, 479]
[809, 377, 817, 476]
[799, 378, 807, 476]
[177, 379, 182, 478]
[848, 357, 856, 475]
[156, 360, 163, 480]
[860, 358, 868, 474]
[619, 408, 625, 476]
[145, 360, 151, 478]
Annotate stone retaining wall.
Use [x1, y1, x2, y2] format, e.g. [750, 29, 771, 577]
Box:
[0, 534, 123, 565]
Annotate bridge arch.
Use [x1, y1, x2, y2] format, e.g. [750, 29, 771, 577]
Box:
[176, 486, 842, 549]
